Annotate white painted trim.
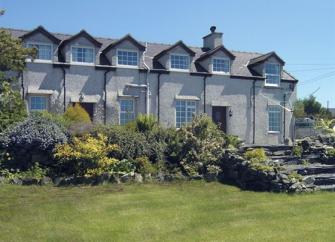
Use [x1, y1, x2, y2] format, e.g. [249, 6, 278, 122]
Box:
[70, 45, 95, 64]
[26, 41, 53, 61]
[116, 49, 139, 67]
[118, 98, 136, 125]
[169, 53, 191, 72]
[267, 104, 282, 134]
[212, 57, 231, 74]
[28, 94, 49, 112]
[264, 62, 281, 87]
[175, 99, 198, 128]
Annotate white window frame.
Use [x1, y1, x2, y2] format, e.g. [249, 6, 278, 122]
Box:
[212, 57, 230, 74]
[29, 95, 48, 111]
[119, 98, 135, 125]
[70, 45, 95, 65]
[169, 53, 190, 72]
[268, 105, 282, 133]
[26, 42, 53, 63]
[264, 63, 281, 87]
[175, 100, 197, 128]
[116, 49, 139, 68]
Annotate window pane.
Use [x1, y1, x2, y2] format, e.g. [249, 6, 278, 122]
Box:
[213, 58, 230, 72]
[30, 96, 47, 111]
[28, 43, 52, 60]
[265, 63, 280, 86]
[120, 99, 135, 125]
[171, 55, 189, 70]
[176, 100, 196, 128]
[117, 50, 138, 66]
[72, 47, 94, 63]
[268, 105, 281, 132]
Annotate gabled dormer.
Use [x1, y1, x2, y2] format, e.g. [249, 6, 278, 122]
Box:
[20, 26, 61, 62]
[248, 52, 285, 87]
[58, 30, 102, 64]
[101, 34, 145, 67]
[153, 41, 195, 71]
[196, 45, 235, 74]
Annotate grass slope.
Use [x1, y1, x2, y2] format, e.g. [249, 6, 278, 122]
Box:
[0, 182, 334, 242]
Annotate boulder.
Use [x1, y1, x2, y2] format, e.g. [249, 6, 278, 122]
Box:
[303, 176, 315, 185]
[10, 177, 22, 185]
[134, 173, 143, 183]
[40, 176, 53, 185]
[22, 177, 40, 185]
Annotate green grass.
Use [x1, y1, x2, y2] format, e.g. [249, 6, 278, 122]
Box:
[0, 182, 335, 242]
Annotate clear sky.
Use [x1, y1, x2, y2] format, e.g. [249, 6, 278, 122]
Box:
[1, 0, 334, 107]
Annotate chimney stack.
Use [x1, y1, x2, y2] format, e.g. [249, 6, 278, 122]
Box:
[203, 26, 223, 50]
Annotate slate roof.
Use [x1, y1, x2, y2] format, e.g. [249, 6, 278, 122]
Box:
[2, 27, 297, 82]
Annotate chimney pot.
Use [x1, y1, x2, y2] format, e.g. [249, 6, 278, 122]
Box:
[210, 26, 216, 33]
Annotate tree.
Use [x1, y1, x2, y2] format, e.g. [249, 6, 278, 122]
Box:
[293, 95, 331, 119]
[0, 29, 35, 132]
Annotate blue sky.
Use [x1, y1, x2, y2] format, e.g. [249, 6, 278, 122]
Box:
[1, 0, 334, 106]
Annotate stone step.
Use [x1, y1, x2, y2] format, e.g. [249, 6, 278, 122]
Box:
[306, 174, 335, 186]
[289, 164, 335, 176]
[316, 184, 335, 191]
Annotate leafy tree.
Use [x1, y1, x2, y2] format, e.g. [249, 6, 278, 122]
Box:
[0, 30, 35, 132]
[293, 95, 331, 119]
[293, 100, 306, 118]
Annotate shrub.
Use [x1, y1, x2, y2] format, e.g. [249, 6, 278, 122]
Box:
[224, 135, 243, 149]
[165, 114, 226, 176]
[244, 148, 268, 163]
[134, 156, 157, 175]
[54, 134, 119, 176]
[288, 171, 303, 182]
[127, 114, 159, 133]
[111, 159, 136, 175]
[95, 125, 155, 161]
[0, 114, 68, 170]
[64, 103, 91, 124]
[326, 148, 335, 157]
[292, 145, 303, 157]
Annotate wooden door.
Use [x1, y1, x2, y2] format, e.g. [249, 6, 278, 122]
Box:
[212, 106, 227, 133]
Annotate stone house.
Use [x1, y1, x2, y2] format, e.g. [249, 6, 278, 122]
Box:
[3, 25, 298, 145]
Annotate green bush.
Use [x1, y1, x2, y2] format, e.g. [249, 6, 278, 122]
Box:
[111, 159, 136, 175]
[224, 135, 242, 149]
[165, 114, 226, 176]
[127, 114, 159, 133]
[96, 125, 157, 161]
[326, 148, 335, 157]
[134, 156, 157, 175]
[292, 145, 303, 157]
[244, 148, 268, 163]
[54, 134, 119, 176]
[0, 114, 68, 170]
[64, 103, 91, 124]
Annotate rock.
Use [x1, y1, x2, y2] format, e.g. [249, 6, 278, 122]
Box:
[303, 176, 315, 185]
[95, 173, 111, 185]
[40, 176, 52, 185]
[110, 174, 121, 184]
[301, 138, 311, 152]
[22, 177, 40, 185]
[10, 177, 22, 185]
[53, 177, 63, 186]
[156, 172, 165, 182]
[120, 173, 134, 183]
[144, 174, 152, 182]
[204, 173, 217, 182]
[190, 174, 203, 180]
[0, 176, 5, 184]
[134, 173, 143, 183]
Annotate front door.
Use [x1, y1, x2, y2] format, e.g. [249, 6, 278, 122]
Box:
[212, 106, 227, 133]
[73, 102, 94, 121]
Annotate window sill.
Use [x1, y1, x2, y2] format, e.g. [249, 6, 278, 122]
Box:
[116, 65, 140, 69]
[264, 84, 281, 88]
[212, 71, 230, 76]
[26, 59, 53, 64]
[169, 68, 190, 73]
[70, 62, 95, 67]
[268, 131, 281, 134]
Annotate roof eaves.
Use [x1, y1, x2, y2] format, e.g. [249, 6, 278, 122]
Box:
[19, 25, 61, 44]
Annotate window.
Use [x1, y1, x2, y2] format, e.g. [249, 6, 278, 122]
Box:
[268, 105, 281, 132]
[213, 58, 230, 73]
[71, 46, 94, 63]
[30, 96, 47, 111]
[265, 63, 280, 86]
[27, 43, 52, 60]
[176, 100, 196, 128]
[117, 50, 138, 66]
[170, 54, 189, 70]
[120, 99, 135, 125]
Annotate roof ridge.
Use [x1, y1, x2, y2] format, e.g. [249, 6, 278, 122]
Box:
[230, 49, 264, 55]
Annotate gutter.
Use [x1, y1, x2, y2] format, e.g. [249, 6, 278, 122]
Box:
[203, 75, 209, 113]
[283, 93, 286, 142]
[143, 42, 150, 115]
[53, 63, 70, 112]
[252, 80, 256, 144]
[103, 70, 112, 124]
[20, 71, 24, 100]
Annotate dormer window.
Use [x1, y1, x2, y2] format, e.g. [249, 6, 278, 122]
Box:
[213, 58, 230, 73]
[71, 46, 94, 64]
[170, 54, 189, 70]
[265, 63, 280, 86]
[117, 50, 138, 66]
[27, 43, 52, 61]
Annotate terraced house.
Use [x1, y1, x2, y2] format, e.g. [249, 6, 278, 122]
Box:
[4, 25, 298, 145]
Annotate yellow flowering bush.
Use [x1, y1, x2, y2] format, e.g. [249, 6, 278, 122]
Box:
[54, 134, 119, 176]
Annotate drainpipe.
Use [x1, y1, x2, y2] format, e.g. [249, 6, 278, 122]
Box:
[203, 75, 208, 113]
[283, 93, 286, 143]
[143, 42, 150, 115]
[103, 70, 112, 124]
[61, 67, 66, 112]
[20, 71, 24, 100]
[157, 73, 162, 122]
[252, 80, 256, 144]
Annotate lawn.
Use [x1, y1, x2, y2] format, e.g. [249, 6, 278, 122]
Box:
[0, 182, 335, 242]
